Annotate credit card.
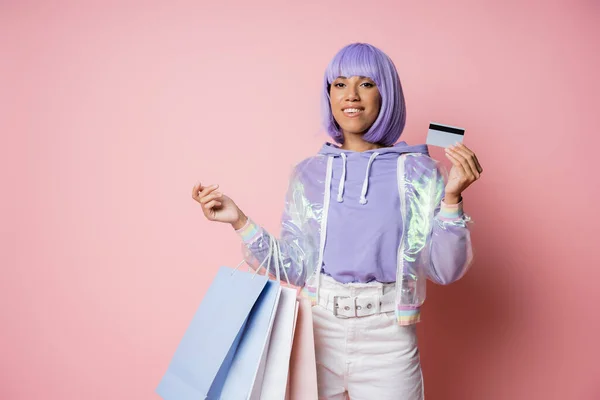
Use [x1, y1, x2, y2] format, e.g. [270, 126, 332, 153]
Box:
[426, 122, 465, 148]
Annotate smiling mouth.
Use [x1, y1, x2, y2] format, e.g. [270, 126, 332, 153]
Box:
[343, 108, 364, 117]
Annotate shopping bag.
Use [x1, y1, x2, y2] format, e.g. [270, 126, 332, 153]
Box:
[286, 298, 318, 400]
[219, 279, 281, 399]
[156, 266, 280, 400]
[254, 286, 299, 400]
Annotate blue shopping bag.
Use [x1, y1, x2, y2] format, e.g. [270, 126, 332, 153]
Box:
[218, 278, 281, 399]
[156, 265, 281, 400]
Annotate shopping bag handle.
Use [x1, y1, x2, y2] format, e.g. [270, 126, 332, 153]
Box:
[231, 234, 290, 286]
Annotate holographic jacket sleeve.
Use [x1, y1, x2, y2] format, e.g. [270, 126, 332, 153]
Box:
[235, 159, 324, 288]
[426, 162, 474, 285]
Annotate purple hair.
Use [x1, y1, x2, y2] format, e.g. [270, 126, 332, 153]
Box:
[321, 43, 407, 146]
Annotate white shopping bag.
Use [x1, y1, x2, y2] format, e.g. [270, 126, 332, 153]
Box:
[253, 286, 299, 400]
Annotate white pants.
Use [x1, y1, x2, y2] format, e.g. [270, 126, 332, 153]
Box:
[311, 275, 424, 400]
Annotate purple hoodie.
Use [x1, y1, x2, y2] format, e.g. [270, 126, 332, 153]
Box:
[237, 141, 471, 284]
[318, 142, 431, 283]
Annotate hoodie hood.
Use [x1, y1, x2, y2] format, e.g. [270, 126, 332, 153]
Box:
[318, 141, 429, 157]
[318, 141, 430, 205]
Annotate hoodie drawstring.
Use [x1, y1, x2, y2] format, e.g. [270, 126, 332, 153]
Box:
[336, 153, 347, 203]
[359, 152, 379, 205]
[335, 152, 379, 205]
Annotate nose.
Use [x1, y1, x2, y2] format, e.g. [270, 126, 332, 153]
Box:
[345, 87, 360, 101]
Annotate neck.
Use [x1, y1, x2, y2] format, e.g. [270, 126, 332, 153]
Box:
[340, 132, 383, 152]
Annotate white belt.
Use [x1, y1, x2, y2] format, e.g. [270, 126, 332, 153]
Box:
[318, 291, 396, 318]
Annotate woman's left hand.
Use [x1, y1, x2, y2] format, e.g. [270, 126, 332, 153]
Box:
[443, 143, 483, 204]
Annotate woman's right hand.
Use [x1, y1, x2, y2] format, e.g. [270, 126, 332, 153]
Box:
[192, 182, 247, 228]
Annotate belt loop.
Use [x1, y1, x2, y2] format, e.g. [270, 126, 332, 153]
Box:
[315, 268, 322, 304]
[326, 291, 334, 309]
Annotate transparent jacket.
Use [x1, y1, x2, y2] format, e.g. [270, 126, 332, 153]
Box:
[241, 153, 473, 325]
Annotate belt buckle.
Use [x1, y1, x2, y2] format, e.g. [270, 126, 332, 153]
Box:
[332, 295, 351, 318]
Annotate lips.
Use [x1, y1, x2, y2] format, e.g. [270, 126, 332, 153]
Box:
[342, 107, 365, 117]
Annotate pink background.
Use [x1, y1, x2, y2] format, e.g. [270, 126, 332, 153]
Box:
[1, 1, 599, 399]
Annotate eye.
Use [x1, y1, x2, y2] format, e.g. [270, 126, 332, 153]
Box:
[361, 82, 375, 88]
[333, 82, 346, 88]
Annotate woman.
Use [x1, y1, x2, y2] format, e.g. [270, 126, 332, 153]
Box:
[192, 43, 482, 400]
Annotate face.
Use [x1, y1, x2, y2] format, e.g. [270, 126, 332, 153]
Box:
[329, 75, 381, 137]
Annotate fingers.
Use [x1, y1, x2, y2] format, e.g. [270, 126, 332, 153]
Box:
[199, 191, 223, 206]
[192, 183, 219, 203]
[444, 150, 467, 176]
[454, 143, 483, 173]
[192, 182, 202, 200]
[474, 156, 483, 174]
[203, 199, 222, 210]
[449, 145, 477, 178]
[446, 144, 480, 179]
